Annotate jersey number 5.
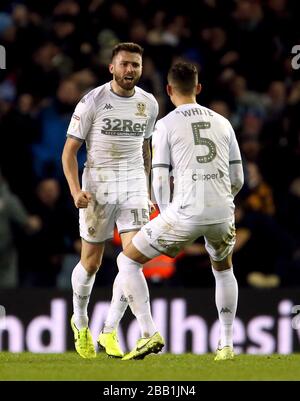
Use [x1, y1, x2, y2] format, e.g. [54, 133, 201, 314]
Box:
[192, 122, 217, 163]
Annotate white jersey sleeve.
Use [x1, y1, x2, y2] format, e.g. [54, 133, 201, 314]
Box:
[228, 124, 244, 196]
[67, 91, 96, 141]
[144, 95, 159, 139]
[152, 120, 170, 168]
[229, 124, 242, 164]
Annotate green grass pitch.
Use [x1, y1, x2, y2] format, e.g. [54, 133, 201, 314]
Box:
[0, 352, 300, 381]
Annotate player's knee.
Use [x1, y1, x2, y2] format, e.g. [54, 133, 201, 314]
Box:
[81, 258, 101, 274]
[214, 264, 232, 272]
[211, 253, 233, 271]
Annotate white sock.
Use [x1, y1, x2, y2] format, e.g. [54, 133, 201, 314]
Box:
[71, 262, 96, 329]
[103, 272, 128, 333]
[212, 266, 238, 348]
[117, 252, 157, 338]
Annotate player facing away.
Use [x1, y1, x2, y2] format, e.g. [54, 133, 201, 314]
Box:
[62, 42, 158, 359]
[116, 62, 244, 360]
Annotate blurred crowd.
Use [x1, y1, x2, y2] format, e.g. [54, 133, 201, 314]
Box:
[1, 0, 300, 289]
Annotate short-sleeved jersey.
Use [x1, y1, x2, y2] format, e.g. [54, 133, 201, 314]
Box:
[67, 82, 158, 181]
[152, 103, 242, 224]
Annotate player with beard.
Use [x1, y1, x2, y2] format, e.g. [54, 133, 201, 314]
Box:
[62, 43, 159, 359]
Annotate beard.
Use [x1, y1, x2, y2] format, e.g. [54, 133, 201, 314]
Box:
[114, 73, 140, 91]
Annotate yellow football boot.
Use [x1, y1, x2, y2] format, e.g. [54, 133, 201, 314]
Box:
[214, 345, 235, 361]
[70, 315, 96, 359]
[97, 330, 124, 358]
[122, 332, 164, 361]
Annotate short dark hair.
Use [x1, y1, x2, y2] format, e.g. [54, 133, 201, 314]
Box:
[111, 42, 144, 60]
[167, 62, 198, 95]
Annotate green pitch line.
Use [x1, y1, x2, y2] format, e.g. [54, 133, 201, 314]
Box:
[0, 352, 300, 381]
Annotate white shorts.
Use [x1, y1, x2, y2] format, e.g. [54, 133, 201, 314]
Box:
[79, 170, 149, 243]
[132, 214, 236, 261]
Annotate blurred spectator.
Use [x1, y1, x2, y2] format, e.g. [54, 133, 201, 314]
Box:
[105, 2, 131, 41]
[161, 15, 190, 47]
[18, 178, 78, 287]
[231, 0, 274, 91]
[233, 199, 292, 288]
[280, 178, 300, 286]
[31, 79, 85, 180]
[17, 42, 61, 99]
[147, 9, 166, 45]
[209, 99, 232, 119]
[139, 56, 166, 116]
[0, 173, 41, 288]
[228, 76, 265, 127]
[243, 162, 275, 215]
[172, 238, 213, 288]
[0, 92, 40, 206]
[285, 178, 300, 243]
[70, 68, 98, 94]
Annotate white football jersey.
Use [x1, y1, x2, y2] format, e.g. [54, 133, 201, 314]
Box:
[152, 103, 242, 224]
[67, 82, 158, 181]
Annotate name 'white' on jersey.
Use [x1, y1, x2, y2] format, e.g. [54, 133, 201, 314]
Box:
[67, 82, 158, 181]
[152, 103, 242, 224]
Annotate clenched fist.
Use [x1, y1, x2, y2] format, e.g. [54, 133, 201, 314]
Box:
[73, 190, 92, 208]
[148, 199, 156, 214]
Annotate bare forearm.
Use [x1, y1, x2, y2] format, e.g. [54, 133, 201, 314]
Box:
[143, 139, 152, 197]
[152, 167, 170, 213]
[143, 152, 151, 177]
[143, 139, 151, 176]
[62, 152, 81, 197]
[229, 163, 244, 197]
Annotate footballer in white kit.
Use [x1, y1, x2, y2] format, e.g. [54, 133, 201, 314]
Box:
[67, 81, 158, 242]
[116, 62, 243, 361]
[133, 102, 242, 260]
[63, 42, 160, 360]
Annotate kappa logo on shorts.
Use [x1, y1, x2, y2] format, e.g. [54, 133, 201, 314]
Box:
[220, 307, 232, 314]
[145, 228, 152, 238]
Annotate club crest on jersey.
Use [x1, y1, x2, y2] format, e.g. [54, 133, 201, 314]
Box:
[88, 226, 96, 236]
[135, 102, 147, 117]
